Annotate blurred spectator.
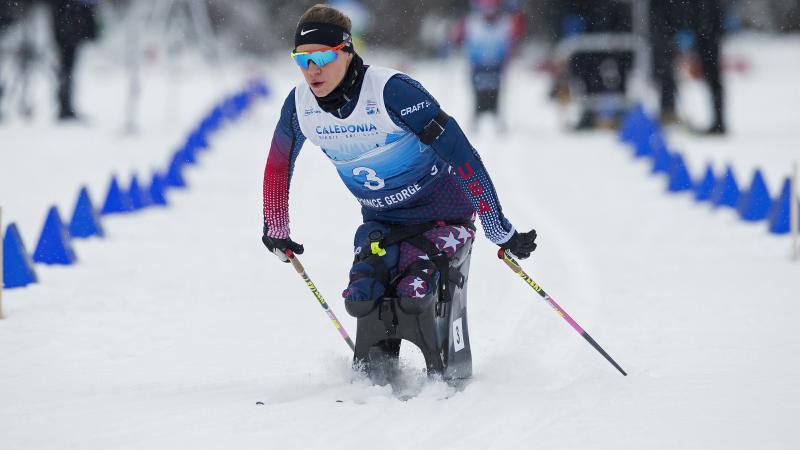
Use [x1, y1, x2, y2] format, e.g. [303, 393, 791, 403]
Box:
[452, 0, 524, 131]
[1, 1, 16, 31]
[650, 0, 726, 134]
[0, 1, 14, 120]
[0, 1, 30, 121]
[49, 0, 97, 121]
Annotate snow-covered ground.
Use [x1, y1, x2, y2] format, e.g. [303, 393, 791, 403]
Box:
[1, 33, 799, 450]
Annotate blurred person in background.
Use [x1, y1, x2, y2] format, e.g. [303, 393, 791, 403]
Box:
[0, 1, 10, 121]
[549, 0, 633, 130]
[0, 0, 22, 121]
[452, 0, 524, 132]
[49, 0, 97, 121]
[0, 0, 14, 30]
[261, 4, 537, 316]
[650, 0, 726, 135]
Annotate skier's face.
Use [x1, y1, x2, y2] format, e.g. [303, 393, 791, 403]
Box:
[296, 44, 353, 97]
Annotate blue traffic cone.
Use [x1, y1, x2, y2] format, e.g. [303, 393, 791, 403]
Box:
[205, 106, 224, 133]
[667, 153, 693, 192]
[738, 169, 772, 222]
[694, 164, 716, 202]
[69, 186, 104, 238]
[166, 153, 187, 188]
[201, 115, 219, 135]
[710, 166, 741, 208]
[101, 175, 133, 215]
[198, 118, 211, 137]
[189, 130, 209, 152]
[652, 146, 671, 174]
[180, 141, 198, 164]
[768, 178, 792, 234]
[619, 105, 643, 143]
[33, 206, 76, 265]
[235, 92, 251, 112]
[249, 78, 270, 98]
[223, 96, 241, 120]
[230, 90, 247, 114]
[149, 172, 168, 206]
[3, 223, 38, 288]
[634, 125, 660, 159]
[129, 174, 153, 210]
[650, 134, 671, 174]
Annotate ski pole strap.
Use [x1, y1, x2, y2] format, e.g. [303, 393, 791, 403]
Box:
[497, 249, 628, 376]
[380, 220, 474, 248]
[367, 220, 474, 311]
[405, 234, 452, 305]
[396, 259, 438, 289]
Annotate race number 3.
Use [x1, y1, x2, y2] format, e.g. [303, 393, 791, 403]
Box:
[353, 166, 385, 191]
[453, 317, 465, 352]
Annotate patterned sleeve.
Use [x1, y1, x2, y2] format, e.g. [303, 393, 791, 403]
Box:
[383, 74, 515, 244]
[263, 89, 306, 239]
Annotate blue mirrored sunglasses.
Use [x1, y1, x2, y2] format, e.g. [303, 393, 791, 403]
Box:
[290, 43, 345, 69]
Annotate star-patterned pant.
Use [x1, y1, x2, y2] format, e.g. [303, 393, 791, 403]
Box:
[343, 222, 475, 301]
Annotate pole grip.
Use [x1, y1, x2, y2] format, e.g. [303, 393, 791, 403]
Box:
[498, 249, 522, 273]
[285, 249, 304, 274]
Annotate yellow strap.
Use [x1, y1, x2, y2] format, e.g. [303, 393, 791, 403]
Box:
[370, 241, 387, 256]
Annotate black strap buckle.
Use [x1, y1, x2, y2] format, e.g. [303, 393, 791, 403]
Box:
[419, 109, 449, 145]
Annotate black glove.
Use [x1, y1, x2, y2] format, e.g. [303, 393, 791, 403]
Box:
[262, 234, 304, 263]
[501, 229, 537, 260]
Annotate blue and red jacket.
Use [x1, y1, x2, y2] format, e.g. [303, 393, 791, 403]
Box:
[263, 67, 516, 245]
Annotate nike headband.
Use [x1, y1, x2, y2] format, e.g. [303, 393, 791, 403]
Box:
[294, 22, 354, 51]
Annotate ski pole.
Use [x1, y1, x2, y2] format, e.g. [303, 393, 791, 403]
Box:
[285, 249, 355, 352]
[498, 249, 627, 376]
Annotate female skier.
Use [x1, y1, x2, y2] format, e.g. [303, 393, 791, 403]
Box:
[262, 4, 537, 311]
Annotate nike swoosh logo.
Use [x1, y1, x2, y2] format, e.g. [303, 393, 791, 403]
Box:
[300, 29, 318, 36]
